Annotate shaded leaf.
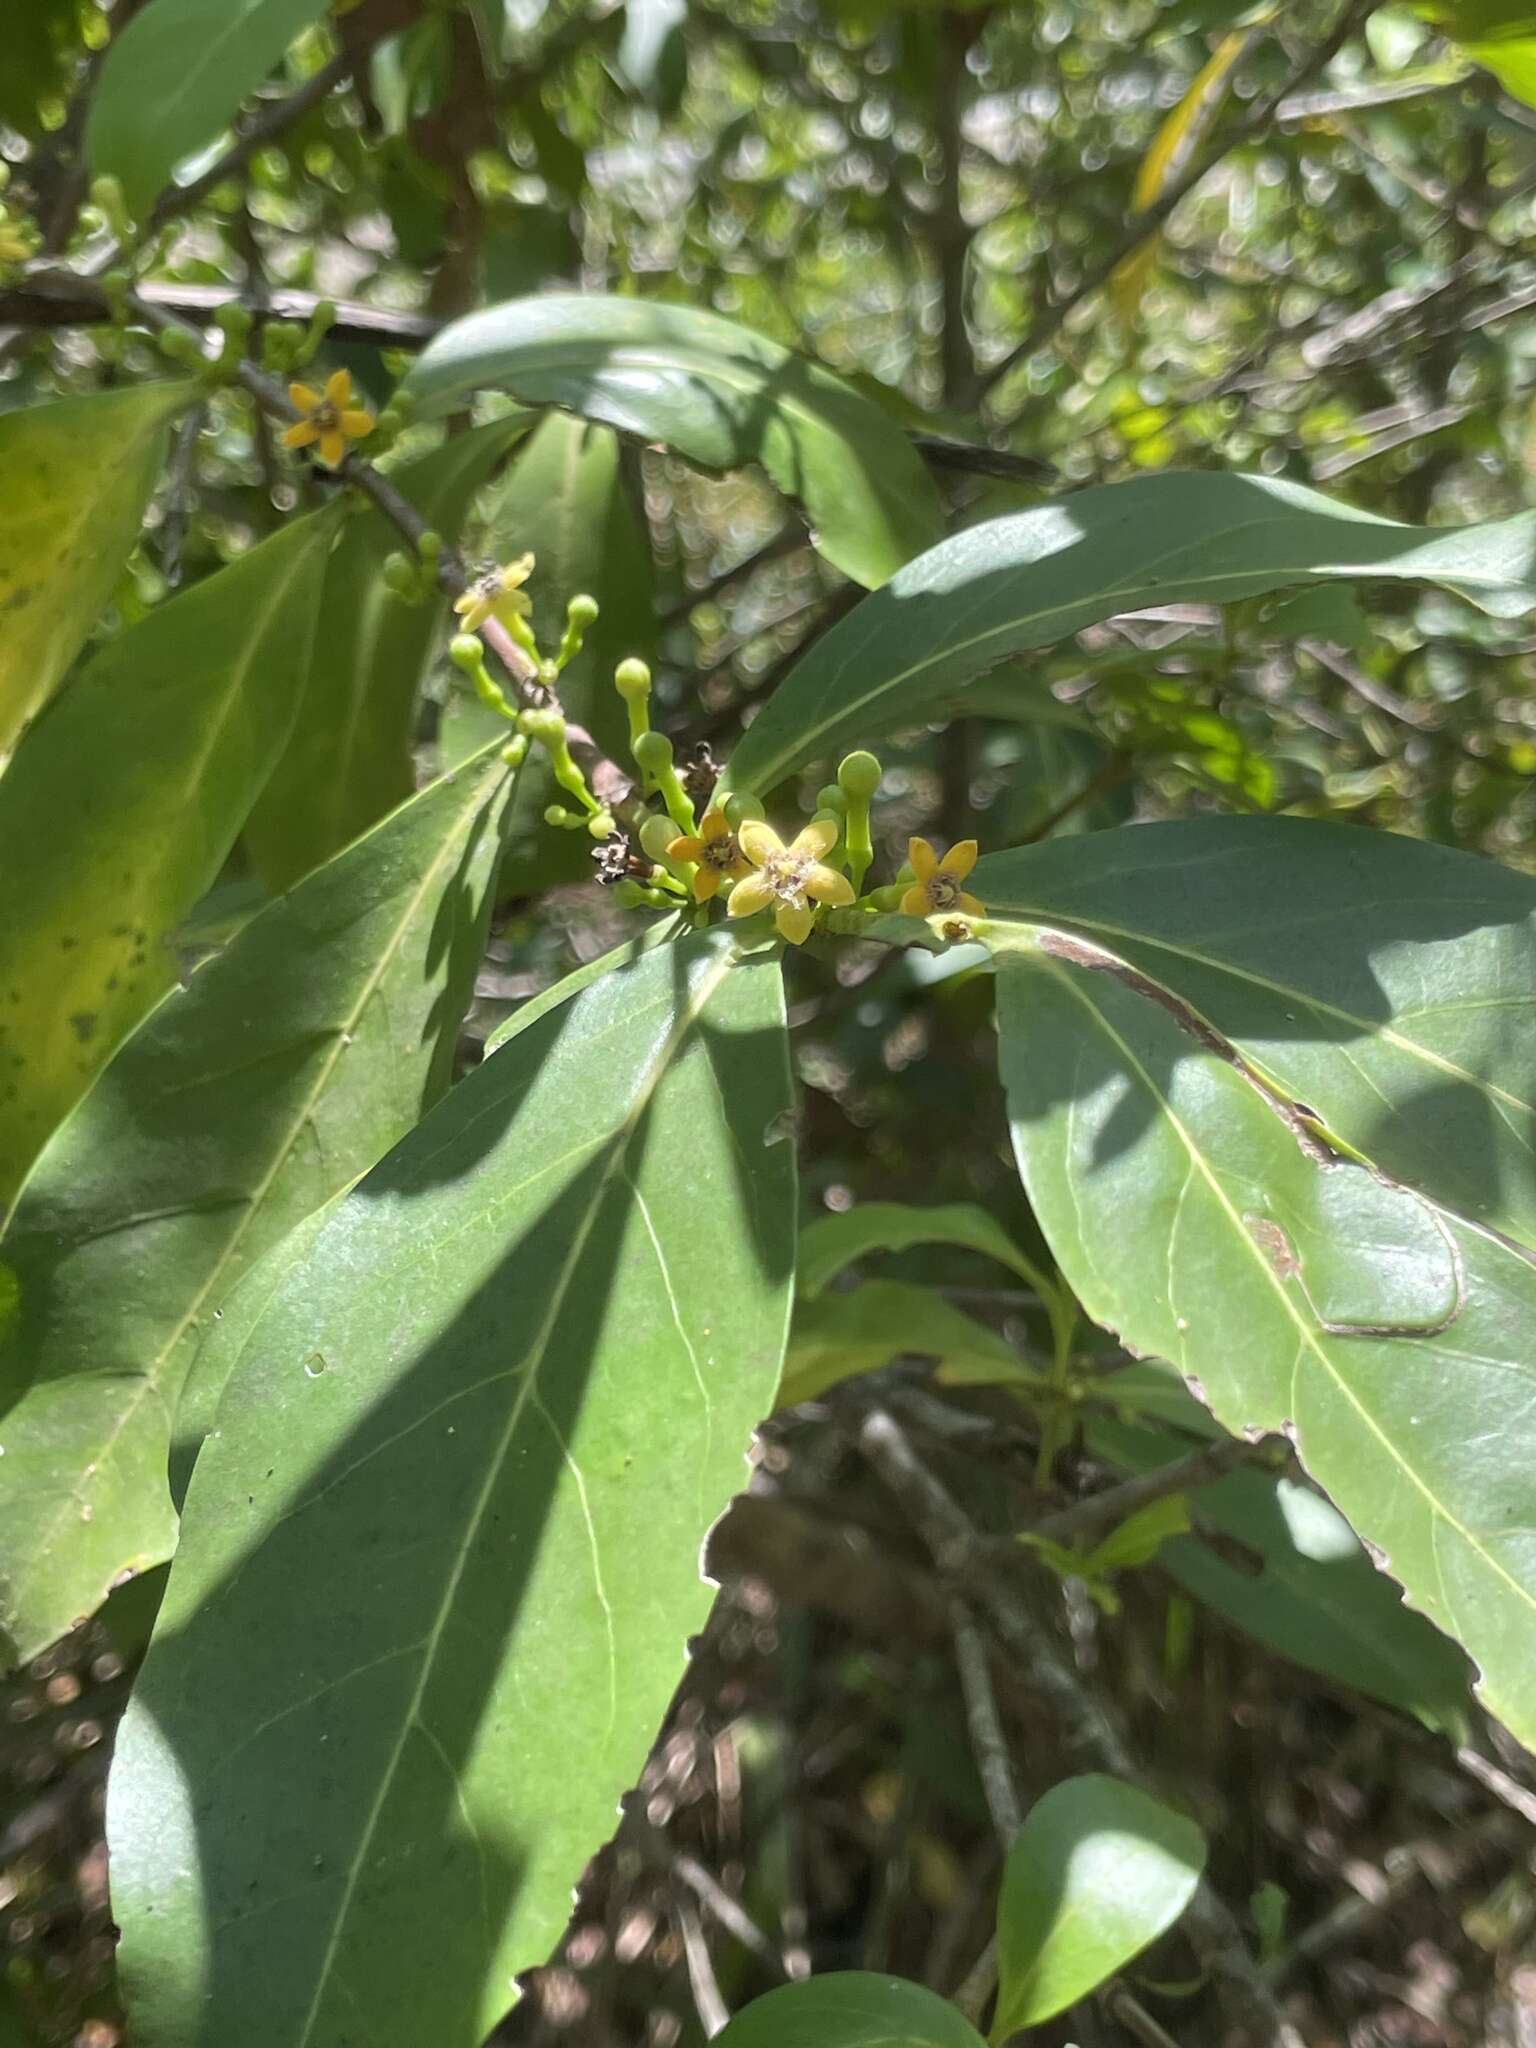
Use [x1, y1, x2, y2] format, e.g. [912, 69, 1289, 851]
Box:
[109, 930, 794, 2048]
[722, 473, 1536, 794]
[779, 1278, 1030, 1409]
[976, 817, 1536, 1247]
[1088, 1416, 1475, 1734]
[991, 860, 1536, 1745]
[0, 508, 337, 1211]
[244, 418, 524, 892]
[798, 1199, 1046, 1298]
[0, 744, 519, 1665]
[994, 1775, 1205, 2031]
[0, 382, 188, 760]
[402, 293, 943, 588]
[715, 1973, 987, 2048]
[87, 0, 332, 219]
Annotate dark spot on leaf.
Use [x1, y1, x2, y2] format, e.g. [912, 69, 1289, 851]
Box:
[59, 935, 77, 951]
[1245, 1213, 1299, 1280]
[68, 1012, 98, 1043]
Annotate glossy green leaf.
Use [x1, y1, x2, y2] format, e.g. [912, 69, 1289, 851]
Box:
[109, 929, 794, 2048]
[1088, 1417, 1475, 1734]
[0, 508, 337, 1212]
[0, 744, 519, 1666]
[976, 817, 1536, 1247]
[244, 418, 523, 892]
[714, 1973, 987, 2048]
[86, 0, 332, 219]
[1414, 6, 1536, 101]
[722, 472, 1536, 793]
[440, 411, 654, 887]
[402, 293, 943, 588]
[0, 382, 188, 760]
[798, 1199, 1046, 1298]
[994, 1775, 1206, 2031]
[779, 1278, 1030, 1409]
[989, 837, 1536, 1744]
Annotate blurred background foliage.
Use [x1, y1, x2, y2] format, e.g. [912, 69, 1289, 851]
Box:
[4, 0, 1536, 2042]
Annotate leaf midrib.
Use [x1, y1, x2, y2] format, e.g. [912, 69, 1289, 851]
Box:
[293, 940, 734, 2047]
[1022, 952, 1536, 1647]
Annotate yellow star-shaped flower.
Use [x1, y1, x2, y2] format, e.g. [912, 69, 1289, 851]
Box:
[668, 808, 752, 902]
[282, 368, 375, 467]
[900, 837, 984, 918]
[727, 817, 854, 944]
[454, 553, 536, 634]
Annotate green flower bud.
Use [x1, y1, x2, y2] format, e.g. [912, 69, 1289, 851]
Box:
[567, 594, 600, 628]
[501, 735, 529, 768]
[519, 706, 568, 746]
[613, 879, 648, 908]
[449, 633, 485, 672]
[816, 784, 849, 815]
[639, 814, 684, 863]
[614, 657, 653, 701]
[837, 750, 882, 799]
[865, 884, 905, 911]
[587, 809, 616, 839]
[381, 553, 416, 597]
[632, 729, 674, 774]
[544, 803, 582, 829]
[723, 791, 764, 828]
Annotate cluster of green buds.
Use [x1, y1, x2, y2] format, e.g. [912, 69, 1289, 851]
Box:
[259, 298, 338, 378]
[447, 567, 988, 940]
[0, 171, 40, 272]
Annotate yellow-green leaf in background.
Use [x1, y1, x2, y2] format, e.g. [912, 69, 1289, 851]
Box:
[1111, 20, 1270, 322]
[0, 507, 337, 1211]
[0, 382, 190, 760]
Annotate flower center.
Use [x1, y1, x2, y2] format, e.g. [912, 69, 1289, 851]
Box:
[928, 871, 962, 909]
[310, 400, 341, 432]
[761, 850, 811, 902]
[703, 832, 741, 871]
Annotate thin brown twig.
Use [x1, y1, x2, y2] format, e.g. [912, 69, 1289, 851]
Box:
[950, 1599, 1022, 1844]
[851, 1404, 1301, 2047]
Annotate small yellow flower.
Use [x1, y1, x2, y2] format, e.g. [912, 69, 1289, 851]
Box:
[454, 553, 536, 634]
[900, 837, 984, 919]
[727, 817, 854, 945]
[282, 368, 375, 467]
[668, 807, 752, 903]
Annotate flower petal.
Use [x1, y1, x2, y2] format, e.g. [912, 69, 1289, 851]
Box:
[956, 892, 985, 916]
[728, 873, 775, 918]
[669, 836, 705, 863]
[325, 368, 353, 407]
[288, 382, 321, 413]
[698, 809, 730, 845]
[457, 595, 491, 631]
[319, 430, 347, 467]
[282, 419, 320, 449]
[941, 839, 979, 879]
[693, 867, 721, 903]
[738, 820, 784, 867]
[340, 409, 375, 439]
[792, 818, 839, 861]
[775, 902, 815, 945]
[804, 864, 855, 906]
[899, 885, 930, 916]
[908, 836, 938, 881]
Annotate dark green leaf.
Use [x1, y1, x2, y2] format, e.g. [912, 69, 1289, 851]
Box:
[723, 473, 1536, 794]
[108, 930, 794, 2047]
[994, 1775, 1206, 2031]
[0, 507, 337, 1211]
[1088, 1418, 1475, 1734]
[0, 744, 519, 1665]
[0, 382, 188, 759]
[87, 0, 332, 219]
[244, 418, 523, 892]
[714, 1973, 987, 2048]
[402, 294, 943, 588]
